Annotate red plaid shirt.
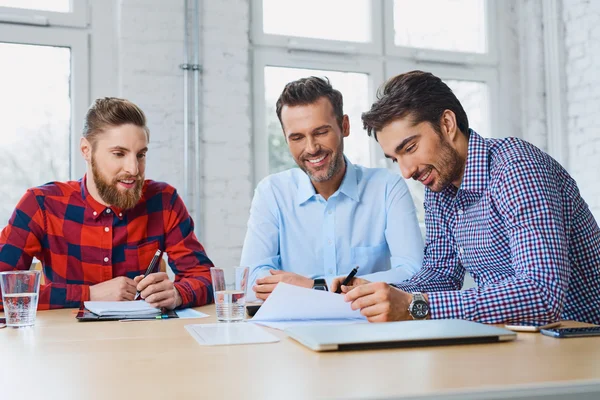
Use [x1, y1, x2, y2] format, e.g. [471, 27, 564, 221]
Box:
[0, 176, 214, 310]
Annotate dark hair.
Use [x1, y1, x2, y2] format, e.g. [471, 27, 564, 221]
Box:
[276, 76, 344, 129]
[83, 97, 150, 147]
[362, 70, 469, 140]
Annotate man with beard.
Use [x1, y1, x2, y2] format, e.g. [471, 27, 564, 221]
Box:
[241, 77, 423, 301]
[0, 98, 213, 310]
[337, 70, 600, 325]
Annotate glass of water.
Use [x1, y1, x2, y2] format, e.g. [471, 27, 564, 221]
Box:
[0, 270, 41, 327]
[210, 266, 249, 322]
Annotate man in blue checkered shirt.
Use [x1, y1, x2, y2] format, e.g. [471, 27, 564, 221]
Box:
[336, 70, 600, 325]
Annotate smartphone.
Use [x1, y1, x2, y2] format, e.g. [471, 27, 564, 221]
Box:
[504, 321, 561, 332]
[0, 317, 6, 329]
[540, 326, 600, 338]
[246, 304, 261, 317]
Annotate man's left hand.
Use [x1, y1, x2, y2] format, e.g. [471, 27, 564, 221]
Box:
[343, 282, 415, 322]
[253, 270, 314, 300]
[134, 272, 182, 310]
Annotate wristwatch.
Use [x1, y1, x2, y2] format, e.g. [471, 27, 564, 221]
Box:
[312, 278, 328, 291]
[408, 292, 430, 320]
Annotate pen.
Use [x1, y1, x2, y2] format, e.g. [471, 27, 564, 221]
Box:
[335, 266, 359, 294]
[133, 249, 163, 300]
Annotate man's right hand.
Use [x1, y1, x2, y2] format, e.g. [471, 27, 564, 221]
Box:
[330, 276, 370, 294]
[89, 276, 137, 301]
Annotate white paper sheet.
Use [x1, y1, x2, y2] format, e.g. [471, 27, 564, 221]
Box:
[175, 308, 210, 319]
[252, 319, 367, 330]
[185, 323, 280, 346]
[84, 300, 160, 317]
[249, 282, 367, 329]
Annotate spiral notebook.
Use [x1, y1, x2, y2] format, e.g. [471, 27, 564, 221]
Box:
[76, 300, 178, 321]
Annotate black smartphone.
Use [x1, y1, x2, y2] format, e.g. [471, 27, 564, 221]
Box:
[0, 317, 6, 329]
[540, 326, 600, 338]
[246, 304, 261, 317]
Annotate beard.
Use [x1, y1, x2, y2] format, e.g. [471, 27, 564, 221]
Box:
[299, 148, 345, 183]
[91, 156, 144, 210]
[420, 137, 464, 193]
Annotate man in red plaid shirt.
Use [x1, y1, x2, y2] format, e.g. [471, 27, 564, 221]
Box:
[0, 98, 213, 310]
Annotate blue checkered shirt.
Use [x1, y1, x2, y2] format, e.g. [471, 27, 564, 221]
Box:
[393, 131, 600, 324]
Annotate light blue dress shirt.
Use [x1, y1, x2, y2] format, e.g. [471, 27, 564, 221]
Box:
[240, 159, 424, 299]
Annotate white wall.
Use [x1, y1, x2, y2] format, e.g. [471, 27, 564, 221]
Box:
[91, 0, 252, 269]
[562, 0, 600, 221]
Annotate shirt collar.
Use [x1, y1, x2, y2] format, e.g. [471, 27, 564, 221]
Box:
[80, 174, 124, 220]
[459, 130, 489, 194]
[295, 157, 359, 206]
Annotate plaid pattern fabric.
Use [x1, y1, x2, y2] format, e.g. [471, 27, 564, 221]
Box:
[0, 176, 213, 310]
[394, 131, 600, 324]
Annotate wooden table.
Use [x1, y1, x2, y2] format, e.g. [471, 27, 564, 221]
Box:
[1, 306, 600, 400]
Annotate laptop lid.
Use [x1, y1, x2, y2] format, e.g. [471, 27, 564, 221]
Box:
[285, 319, 517, 351]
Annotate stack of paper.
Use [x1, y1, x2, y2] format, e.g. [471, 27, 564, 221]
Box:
[249, 282, 367, 330]
[84, 301, 161, 317]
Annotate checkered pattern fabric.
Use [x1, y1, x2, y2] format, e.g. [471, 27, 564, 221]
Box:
[0, 177, 213, 310]
[393, 131, 600, 324]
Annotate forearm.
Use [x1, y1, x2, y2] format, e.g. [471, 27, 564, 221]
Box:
[1, 282, 91, 311]
[426, 278, 562, 323]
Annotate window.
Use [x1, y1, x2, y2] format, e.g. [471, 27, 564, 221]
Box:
[0, 19, 88, 225]
[252, 1, 500, 226]
[0, 0, 87, 27]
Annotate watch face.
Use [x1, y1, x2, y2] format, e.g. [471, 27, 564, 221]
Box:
[313, 285, 327, 291]
[410, 300, 429, 319]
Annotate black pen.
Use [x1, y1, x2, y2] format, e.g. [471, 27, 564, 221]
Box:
[335, 266, 359, 294]
[133, 249, 162, 300]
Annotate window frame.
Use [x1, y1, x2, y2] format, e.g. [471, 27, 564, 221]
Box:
[0, 0, 88, 28]
[250, 0, 383, 56]
[383, 0, 497, 66]
[252, 48, 385, 184]
[0, 23, 90, 179]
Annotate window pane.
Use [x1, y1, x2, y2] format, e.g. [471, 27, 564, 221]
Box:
[0, 0, 70, 12]
[263, 0, 371, 43]
[0, 43, 71, 225]
[404, 79, 490, 224]
[393, 0, 486, 53]
[264, 66, 371, 174]
[447, 80, 490, 137]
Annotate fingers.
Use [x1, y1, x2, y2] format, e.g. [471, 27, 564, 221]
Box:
[269, 270, 285, 275]
[357, 303, 390, 320]
[253, 283, 277, 294]
[330, 278, 343, 293]
[136, 272, 168, 293]
[256, 292, 270, 301]
[139, 277, 172, 300]
[256, 274, 283, 285]
[344, 282, 379, 303]
[145, 288, 175, 308]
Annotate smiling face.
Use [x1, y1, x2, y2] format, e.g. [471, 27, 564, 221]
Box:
[82, 123, 148, 209]
[280, 97, 349, 183]
[378, 112, 466, 192]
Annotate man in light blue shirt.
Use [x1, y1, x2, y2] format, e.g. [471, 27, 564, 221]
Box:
[241, 77, 423, 301]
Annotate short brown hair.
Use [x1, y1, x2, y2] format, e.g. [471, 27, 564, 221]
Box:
[362, 71, 469, 140]
[275, 76, 344, 130]
[83, 97, 149, 147]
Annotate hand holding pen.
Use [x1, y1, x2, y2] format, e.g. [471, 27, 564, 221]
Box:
[334, 266, 359, 294]
[133, 249, 163, 301]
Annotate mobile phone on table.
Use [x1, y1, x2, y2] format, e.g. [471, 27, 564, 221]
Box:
[246, 304, 261, 317]
[504, 321, 561, 332]
[0, 317, 6, 329]
[540, 326, 600, 338]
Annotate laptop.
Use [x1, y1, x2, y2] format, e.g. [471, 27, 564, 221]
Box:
[285, 319, 517, 352]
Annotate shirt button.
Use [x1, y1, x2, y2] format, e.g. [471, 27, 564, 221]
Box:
[119, 213, 123, 217]
[93, 211, 97, 216]
[328, 210, 332, 215]
[106, 209, 111, 214]
[457, 209, 464, 215]
[459, 247, 464, 254]
[104, 227, 110, 232]
[328, 240, 332, 245]
[103, 257, 109, 262]
[328, 269, 333, 274]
